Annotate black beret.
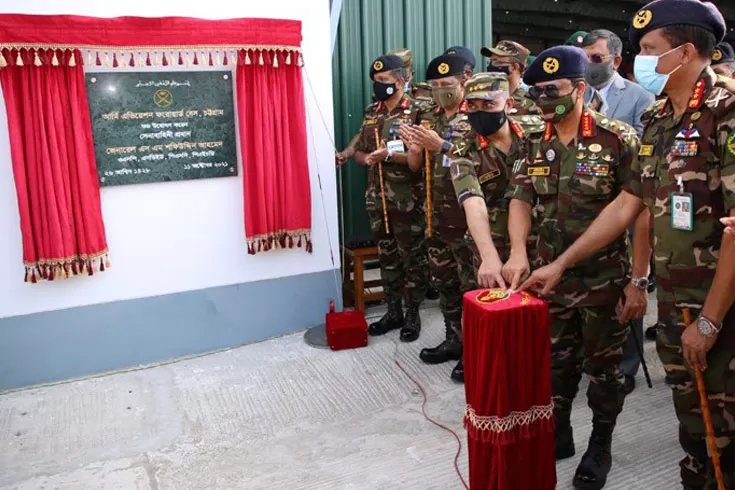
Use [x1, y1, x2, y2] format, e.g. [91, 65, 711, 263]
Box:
[425, 54, 466, 81]
[522, 46, 589, 86]
[713, 42, 735, 65]
[369, 55, 404, 79]
[444, 46, 476, 69]
[629, 0, 726, 52]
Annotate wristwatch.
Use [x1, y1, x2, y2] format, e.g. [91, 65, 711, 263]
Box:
[440, 140, 452, 155]
[697, 315, 722, 337]
[385, 149, 394, 163]
[630, 276, 649, 291]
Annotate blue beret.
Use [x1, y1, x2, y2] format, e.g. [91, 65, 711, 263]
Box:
[713, 42, 735, 65]
[522, 46, 589, 86]
[369, 55, 404, 79]
[444, 46, 476, 69]
[426, 54, 466, 80]
[629, 0, 726, 52]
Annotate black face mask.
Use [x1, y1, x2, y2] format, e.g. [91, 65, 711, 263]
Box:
[486, 63, 511, 76]
[468, 109, 507, 137]
[373, 81, 397, 101]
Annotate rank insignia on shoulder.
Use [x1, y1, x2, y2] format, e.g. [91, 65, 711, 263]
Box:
[527, 166, 550, 177]
[479, 169, 501, 183]
[639, 145, 654, 157]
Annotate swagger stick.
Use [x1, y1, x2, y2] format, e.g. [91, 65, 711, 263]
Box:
[683, 308, 725, 490]
[425, 149, 433, 237]
[374, 128, 390, 234]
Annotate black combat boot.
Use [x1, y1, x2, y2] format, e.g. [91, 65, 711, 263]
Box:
[368, 297, 404, 336]
[555, 412, 576, 461]
[400, 303, 421, 342]
[573, 420, 615, 490]
[450, 359, 464, 383]
[426, 284, 440, 300]
[419, 320, 462, 364]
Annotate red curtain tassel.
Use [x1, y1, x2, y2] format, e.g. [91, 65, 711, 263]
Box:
[285, 52, 291, 65]
[208, 52, 214, 66]
[105, 256, 111, 269]
[178, 52, 183, 66]
[69, 51, 76, 67]
[146, 53, 152, 66]
[112, 53, 118, 68]
[31, 269, 37, 283]
[33, 50, 42, 67]
[129, 53, 135, 67]
[259, 51, 264, 65]
[193, 52, 199, 65]
[48, 267, 55, 281]
[100, 257, 105, 272]
[245, 50, 251, 65]
[51, 51, 59, 66]
[24, 268, 29, 282]
[162, 52, 168, 66]
[95, 52, 102, 66]
[273, 51, 279, 68]
[222, 51, 228, 66]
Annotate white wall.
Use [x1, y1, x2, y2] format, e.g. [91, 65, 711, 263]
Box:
[0, 0, 338, 319]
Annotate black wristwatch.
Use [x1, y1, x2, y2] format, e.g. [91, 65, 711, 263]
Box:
[440, 140, 452, 155]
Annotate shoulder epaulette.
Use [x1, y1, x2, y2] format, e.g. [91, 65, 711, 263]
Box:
[595, 112, 638, 145]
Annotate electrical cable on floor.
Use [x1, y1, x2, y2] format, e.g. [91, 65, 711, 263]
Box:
[305, 64, 469, 489]
[390, 338, 470, 490]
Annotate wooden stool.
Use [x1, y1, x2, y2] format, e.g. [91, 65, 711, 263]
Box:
[343, 245, 385, 312]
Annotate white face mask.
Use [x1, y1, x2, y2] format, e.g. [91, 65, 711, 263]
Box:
[633, 45, 684, 96]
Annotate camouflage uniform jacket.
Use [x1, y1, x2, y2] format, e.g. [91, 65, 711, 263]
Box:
[355, 95, 424, 213]
[451, 115, 544, 259]
[507, 109, 640, 307]
[419, 100, 475, 237]
[624, 68, 735, 344]
[510, 86, 540, 116]
[412, 82, 434, 105]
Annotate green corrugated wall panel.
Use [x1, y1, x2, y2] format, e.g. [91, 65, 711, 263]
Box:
[333, 0, 492, 246]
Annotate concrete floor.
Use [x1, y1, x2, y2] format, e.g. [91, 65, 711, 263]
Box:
[0, 293, 682, 490]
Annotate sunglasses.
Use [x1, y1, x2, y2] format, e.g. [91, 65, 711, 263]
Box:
[589, 54, 612, 64]
[528, 84, 565, 101]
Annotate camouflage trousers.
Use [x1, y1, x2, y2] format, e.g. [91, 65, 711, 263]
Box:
[550, 303, 629, 424]
[657, 303, 735, 490]
[369, 208, 429, 306]
[426, 228, 477, 336]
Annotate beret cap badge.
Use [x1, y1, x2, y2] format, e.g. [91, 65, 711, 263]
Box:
[438, 63, 450, 75]
[543, 58, 560, 74]
[633, 10, 653, 29]
[373, 60, 384, 71]
[713, 49, 723, 61]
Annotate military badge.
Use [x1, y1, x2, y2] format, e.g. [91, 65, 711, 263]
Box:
[671, 140, 698, 157]
[576, 162, 610, 177]
[373, 60, 384, 71]
[713, 49, 723, 62]
[728, 133, 735, 156]
[542, 57, 560, 74]
[589, 153, 600, 161]
[602, 154, 614, 163]
[528, 166, 551, 177]
[691, 112, 702, 121]
[546, 149, 556, 161]
[589, 144, 602, 153]
[676, 127, 701, 139]
[638, 145, 654, 157]
[576, 152, 586, 160]
[476, 288, 511, 304]
[633, 9, 652, 29]
[438, 62, 450, 75]
[479, 169, 501, 184]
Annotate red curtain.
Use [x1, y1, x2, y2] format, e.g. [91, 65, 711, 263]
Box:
[237, 50, 311, 254]
[463, 290, 556, 490]
[0, 48, 108, 282]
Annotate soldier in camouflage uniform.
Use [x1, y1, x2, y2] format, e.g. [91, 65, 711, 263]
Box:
[481, 40, 540, 116]
[449, 72, 544, 291]
[712, 42, 735, 78]
[353, 54, 429, 342]
[504, 46, 644, 490]
[399, 54, 477, 382]
[520, 2, 735, 488]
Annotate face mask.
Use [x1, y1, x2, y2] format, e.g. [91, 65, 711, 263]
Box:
[404, 82, 410, 93]
[373, 81, 397, 101]
[519, 80, 530, 92]
[634, 46, 683, 96]
[433, 86, 461, 109]
[536, 89, 578, 123]
[468, 109, 507, 136]
[586, 61, 615, 89]
[487, 62, 511, 76]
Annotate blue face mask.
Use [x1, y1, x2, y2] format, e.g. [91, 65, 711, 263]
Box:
[633, 46, 683, 96]
[519, 80, 530, 92]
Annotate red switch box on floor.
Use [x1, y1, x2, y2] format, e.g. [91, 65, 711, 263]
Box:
[326, 305, 368, 351]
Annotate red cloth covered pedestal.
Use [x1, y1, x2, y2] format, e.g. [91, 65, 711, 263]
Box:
[326, 311, 368, 351]
[463, 289, 555, 490]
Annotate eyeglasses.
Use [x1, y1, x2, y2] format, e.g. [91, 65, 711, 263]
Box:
[528, 84, 564, 101]
[588, 54, 613, 64]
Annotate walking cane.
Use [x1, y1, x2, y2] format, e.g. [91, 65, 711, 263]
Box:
[629, 320, 653, 388]
[425, 149, 432, 238]
[682, 308, 725, 490]
[374, 128, 389, 234]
